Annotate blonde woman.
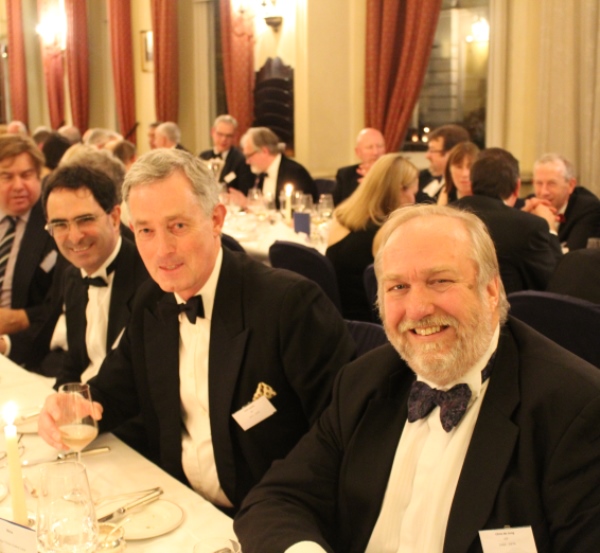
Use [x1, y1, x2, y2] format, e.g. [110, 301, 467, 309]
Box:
[326, 153, 418, 321]
[437, 141, 480, 206]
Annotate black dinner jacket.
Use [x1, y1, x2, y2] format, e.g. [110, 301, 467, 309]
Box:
[453, 195, 562, 293]
[235, 317, 600, 553]
[275, 155, 318, 207]
[88, 248, 356, 508]
[199, 147, 254, 194]
[11, 200, 60, 321]
[332, 164, 360, 206]
[558, 186, 600, 250]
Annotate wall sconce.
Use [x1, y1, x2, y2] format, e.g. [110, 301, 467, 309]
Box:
[262, 0, 283, 32]
[465, 17, 489, 43]
[36, 8, 67, 50]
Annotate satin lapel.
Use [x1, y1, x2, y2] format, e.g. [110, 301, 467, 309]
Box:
[208, 249, 249, 502]
[64, 270, 89, 369]
[106, 242, 135, 348]
[444, 326, 520, 553]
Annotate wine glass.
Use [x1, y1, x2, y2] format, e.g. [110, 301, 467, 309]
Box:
[56, 383, 99, 463]
[37, 460, 99, 553]
[318, 194, 334, 219]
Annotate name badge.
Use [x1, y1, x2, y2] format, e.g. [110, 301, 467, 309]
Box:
[40, 250, 58, 273]
[223, 172, 236, 184]
[0, 518, 36, 553]
[479, 526, 538, 553]
[232, 396, 276, 431]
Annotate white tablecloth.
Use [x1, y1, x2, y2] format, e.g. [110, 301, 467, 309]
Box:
[0, 356, 236, 551]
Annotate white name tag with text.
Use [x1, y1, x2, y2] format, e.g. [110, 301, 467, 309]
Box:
[232, 396, 276, 431]
[479, 526, 538, 553]
[223, 171, 236, 184]
[0, 518, 36, 553]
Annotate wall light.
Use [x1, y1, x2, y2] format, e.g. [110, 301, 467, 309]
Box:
[262, 0, 283, 32]
[466, 17, 489, 43]
[36, 8, 67, 50]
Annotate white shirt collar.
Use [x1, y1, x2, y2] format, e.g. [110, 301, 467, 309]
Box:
[80, 236, 122, 280]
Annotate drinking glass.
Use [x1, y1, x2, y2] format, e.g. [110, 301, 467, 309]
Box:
[56, 383, 98, 463]
[37, 461, 99, 553]
[318, 194, 334, 219]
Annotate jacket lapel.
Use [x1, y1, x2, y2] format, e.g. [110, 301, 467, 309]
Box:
[106, 240, 136, 348]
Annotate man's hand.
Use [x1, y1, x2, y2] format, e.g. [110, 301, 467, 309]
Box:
[38, 393, 103, 450]
[522, 198, 559, 232]
[228, 188, 248, 208]
[0, 308, 30, 335]
[356, 162, 375, 183]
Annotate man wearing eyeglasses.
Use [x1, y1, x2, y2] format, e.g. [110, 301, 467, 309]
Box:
[418, 124, 470, 203]
[0, 135, 59, 340]
[5, 165, 149, 386]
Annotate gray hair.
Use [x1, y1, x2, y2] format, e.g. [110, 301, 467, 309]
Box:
[123, 149, 219, 217]
[374, 204, 509, 323]
[58, 124, 82, 144]
[240, 127, 284, 155]
[156, 122, 181, 145]
[85, 128, 121, 148]
[534, 153, 576, 181]
[213, 114, 238, 129]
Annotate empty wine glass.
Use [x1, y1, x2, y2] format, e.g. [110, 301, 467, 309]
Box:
[318, 194, 334, 219]
[37, 461, 99, 553]
[56, 383, 99, 463]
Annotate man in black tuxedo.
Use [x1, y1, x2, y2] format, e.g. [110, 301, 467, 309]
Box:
[0, 135, 59, 338]
[454, 148, 562, 293]
[198, 115, 254, 195]
[235, 205, 600, 553]
[332, 128, 385, 205]
[523, 153, 600, 251]
[155, 121, 189, 152]
[417, 124, 470, 203]
[39, 149, 354, 511]
[236, 126, 317, 209]
[4, 166, 149, 386]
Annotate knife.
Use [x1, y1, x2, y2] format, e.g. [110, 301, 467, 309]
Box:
[97, 487, 163, 523]
[21, 446, 111, 467]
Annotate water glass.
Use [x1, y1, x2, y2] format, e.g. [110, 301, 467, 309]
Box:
[37, 461, 98, 553]
[318, 194, 334, 219]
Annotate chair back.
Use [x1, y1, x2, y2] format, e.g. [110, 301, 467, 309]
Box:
[546, 248, 600, 304]
[363, 264, 380, 322]
[345, 320, 388, 357]
[315, 179, 336, 196]
[508, 291, 600, 368]
[269, 241, 342, 312]
[221, 233, 246, 253]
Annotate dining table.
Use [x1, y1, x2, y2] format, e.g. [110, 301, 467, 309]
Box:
[0, 355, 237, 551]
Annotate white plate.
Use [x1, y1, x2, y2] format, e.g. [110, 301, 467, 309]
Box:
[97, 499, 184, 541]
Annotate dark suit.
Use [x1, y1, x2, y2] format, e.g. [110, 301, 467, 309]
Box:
[332, 164, 360, 206]
[235, 317, 600, 553]
[274, 155, 318, 208]
[10, 200, 60, 321]
[559, 186, 600, 251]
[199, 147, 254, 194]
[547, 248, 600, 304]
[87, 248, 355, 508]
[416, 168, 441, 203]
[454, 195, 562, 293]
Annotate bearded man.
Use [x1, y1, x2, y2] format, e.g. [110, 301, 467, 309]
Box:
[235, 204, 600, 553]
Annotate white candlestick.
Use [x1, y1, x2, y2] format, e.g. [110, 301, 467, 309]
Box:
[3, 403, 28, 526]
[284, 184, 293, 221]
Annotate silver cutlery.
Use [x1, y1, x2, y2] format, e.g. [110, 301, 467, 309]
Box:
[97, 487, 163, 523]
[21, 446, 110, 467]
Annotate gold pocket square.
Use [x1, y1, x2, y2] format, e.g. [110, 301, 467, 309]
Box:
[253, 382, 277, 402]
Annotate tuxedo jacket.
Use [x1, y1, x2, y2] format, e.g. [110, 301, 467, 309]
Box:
[416, 168, 441, 203]
[333, 164, 360, 206]
[235, 317, 600, 553]
[454, 195, 562, 293]
[275, 155, 318, 207]
[559, 186, 600, 251]
[88, 248, 355, 508]
[11, 200, 60, 321]
[199, 147, 254, 194]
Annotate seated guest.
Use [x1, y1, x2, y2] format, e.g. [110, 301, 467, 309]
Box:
[38, 149, 355, 512]
[437, 141, 479, 206]
[235, 204, 600, 553]
[236, 127, 318, 209]
[418, 124, 470, 203]
[332, 128, 386, 206]
[5, 166, 149, 386]
[58, 124, 82, 144]
[154, 122, 188, 152]
[454, 148, 561, 293]
[523, 153, 600, 251]
[199, 115, 254, 195]
[106, 139, 137, 171]
[326, 154, 418, 321]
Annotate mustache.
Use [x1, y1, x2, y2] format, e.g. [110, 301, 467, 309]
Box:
[397, 315, 458, 334]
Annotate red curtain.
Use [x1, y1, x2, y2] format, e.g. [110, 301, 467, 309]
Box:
[107, 0, 137, 143]
[365, 0, 442, 151]
[65, 0, 89, 133]
[219, 0, 255, 140]
[6, 0, 29, 125]
[150, 0, 178, 122]
[43, 46, 65, 129]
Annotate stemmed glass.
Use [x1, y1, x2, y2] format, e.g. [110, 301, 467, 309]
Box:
[318, 194, 334, 219]
[56, 383, 99, 463]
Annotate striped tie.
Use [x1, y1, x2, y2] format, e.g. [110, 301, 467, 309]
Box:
[0, 217, 17, 287]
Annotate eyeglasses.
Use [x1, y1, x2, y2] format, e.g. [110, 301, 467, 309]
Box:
[45, 213, 105, 237]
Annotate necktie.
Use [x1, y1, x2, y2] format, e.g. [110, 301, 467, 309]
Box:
[255, 172, 267, 190]
[407, 356, 495, 432]
[178, 296, 205, 324]
[0, 217, 17, 287]
[81, 260, 116, 288]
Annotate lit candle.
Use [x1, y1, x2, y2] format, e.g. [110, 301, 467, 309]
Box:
[2, 402, 28, 526]
[284, 183, 293, 221]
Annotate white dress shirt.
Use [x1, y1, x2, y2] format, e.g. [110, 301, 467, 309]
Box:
[179, 248, 233, 507]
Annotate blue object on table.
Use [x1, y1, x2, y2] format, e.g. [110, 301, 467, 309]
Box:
[293, 212, 310, 235]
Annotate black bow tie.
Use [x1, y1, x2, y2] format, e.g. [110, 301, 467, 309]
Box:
[177, 296, 205, 324]
[82, 276, 108, 288]
[212, 152, 222, 160]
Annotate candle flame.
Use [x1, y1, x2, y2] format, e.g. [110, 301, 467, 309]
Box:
[284, 183, 294, 196]
[2, 402, 18, 425]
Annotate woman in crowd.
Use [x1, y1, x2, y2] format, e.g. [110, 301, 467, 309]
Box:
[326, 153, 418, 321]
[437, 141, 480, 205]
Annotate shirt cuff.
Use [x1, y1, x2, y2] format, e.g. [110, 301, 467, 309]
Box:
[285, 541, 328, 553]
[1, 334, 11, 356]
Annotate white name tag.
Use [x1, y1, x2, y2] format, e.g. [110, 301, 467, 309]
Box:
[232, 395, 276, 431]
[0, 517, 36, 552]
[223, 171, 236, 184]
[40, 250, 58, 273]
[479, 526, 538, 553]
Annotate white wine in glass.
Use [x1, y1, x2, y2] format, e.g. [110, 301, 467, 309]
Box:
[57, 383, 99, 462]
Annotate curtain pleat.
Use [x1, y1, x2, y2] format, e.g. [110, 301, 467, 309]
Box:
[6, 0, 29, 125]
[65, 0, 89, 133]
